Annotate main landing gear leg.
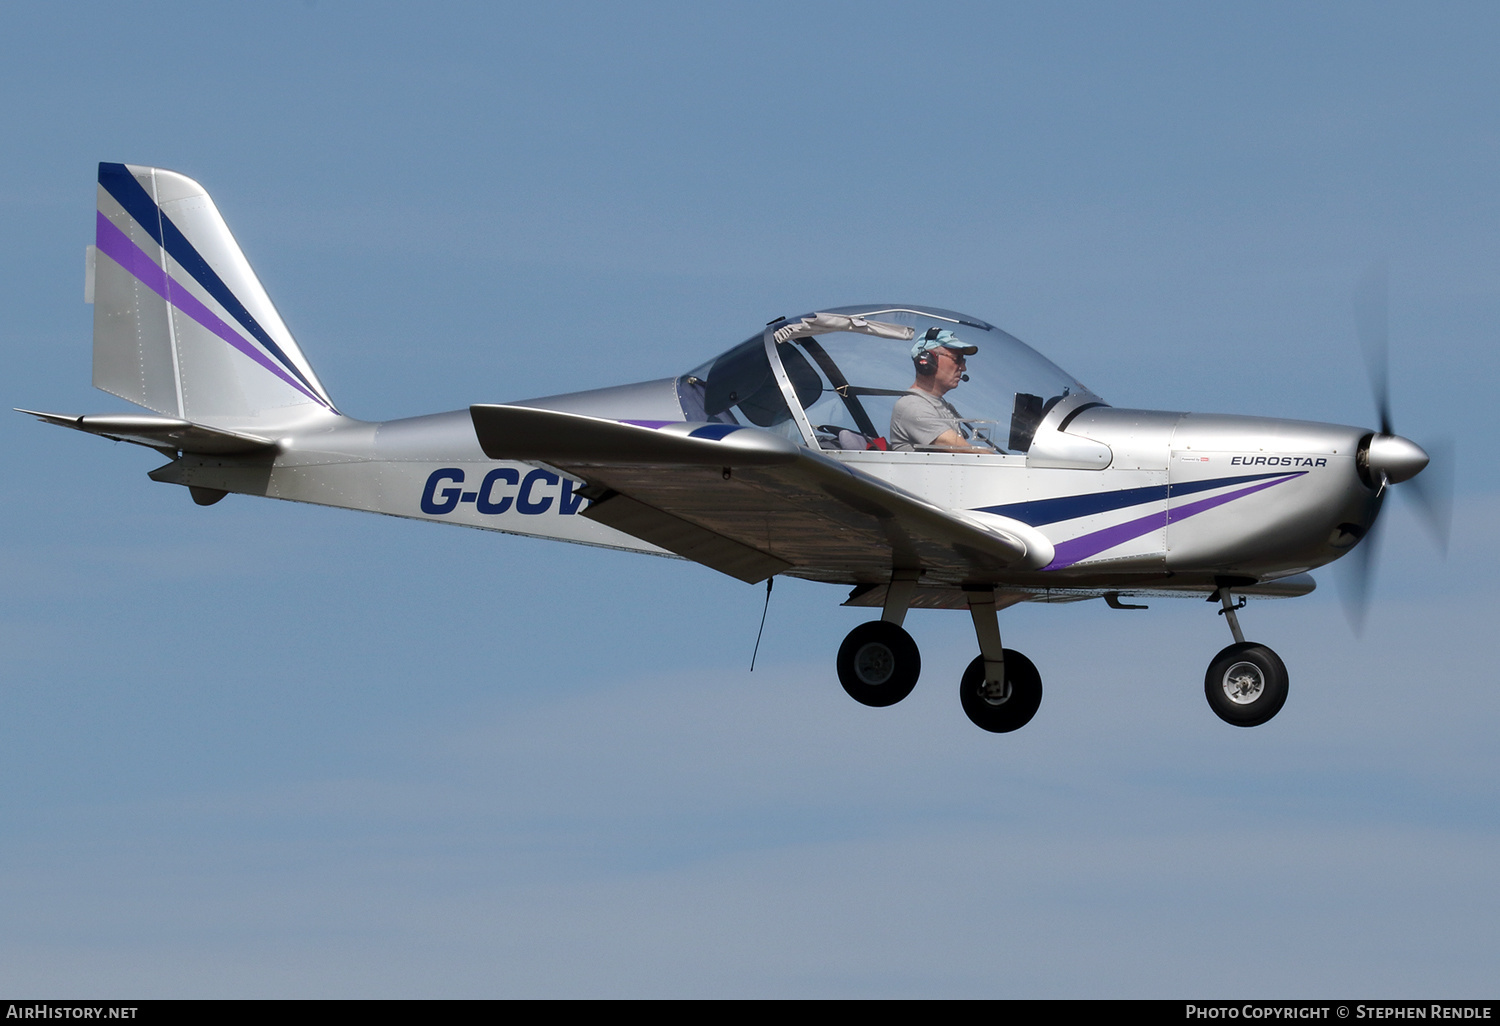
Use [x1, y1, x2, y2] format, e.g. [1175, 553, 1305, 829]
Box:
[836, 570, 921, 707]
[958, 588, 1042, 733]
[1203, 582, 1289, 727]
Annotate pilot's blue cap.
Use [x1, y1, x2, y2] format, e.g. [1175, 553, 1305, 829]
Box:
[911, 329, 978, 360]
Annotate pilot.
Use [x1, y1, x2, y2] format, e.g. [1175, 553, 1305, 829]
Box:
[889, 329, 994, 452]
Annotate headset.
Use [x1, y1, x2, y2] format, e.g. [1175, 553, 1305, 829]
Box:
[913, 327, 943, 375]
[914, 327, 969, 381]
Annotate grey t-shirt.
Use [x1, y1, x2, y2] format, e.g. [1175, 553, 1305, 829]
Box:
[889, 389, 968, 451]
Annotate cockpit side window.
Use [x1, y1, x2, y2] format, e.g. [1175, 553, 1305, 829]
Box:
[697, 336, 822, 428]
[677, 374, 735, 424]
[797, 338, 880, 439]
[781, 345, 823, 411]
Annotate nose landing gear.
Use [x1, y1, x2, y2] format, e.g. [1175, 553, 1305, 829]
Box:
[1205, 643, 1288, 726]
[1205, 585, 1289, 727]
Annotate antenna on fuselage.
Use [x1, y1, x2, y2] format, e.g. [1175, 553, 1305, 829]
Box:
[750, 576, 775, 671]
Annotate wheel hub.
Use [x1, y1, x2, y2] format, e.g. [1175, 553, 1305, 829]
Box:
[1221, 661, 1265, 704]
[853, 642, 895, 686]
[979, 678, 1012, 705]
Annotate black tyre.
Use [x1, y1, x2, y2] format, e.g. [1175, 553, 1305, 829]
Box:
[836, 621, 921, 707]
[1204, 642, 1288, 727]
[958, 650, 1042, 733]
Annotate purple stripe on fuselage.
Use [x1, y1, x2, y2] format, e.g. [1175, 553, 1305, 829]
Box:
[94, 212, 327, 407]
[1166, 472, 1303, 525]
[1041, 472, 1303, 571]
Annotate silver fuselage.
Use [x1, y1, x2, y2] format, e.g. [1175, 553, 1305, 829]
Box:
[150, 376, 1379, 594]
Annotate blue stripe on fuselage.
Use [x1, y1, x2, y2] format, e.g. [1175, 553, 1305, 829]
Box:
[978, 471, 1294, 527]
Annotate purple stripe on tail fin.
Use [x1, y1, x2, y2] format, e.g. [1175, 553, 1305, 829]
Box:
[97, 163, 328, 405]
[95, 212, 328, 408]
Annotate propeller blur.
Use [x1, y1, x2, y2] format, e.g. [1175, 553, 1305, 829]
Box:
[1338, 262, 1454, 633]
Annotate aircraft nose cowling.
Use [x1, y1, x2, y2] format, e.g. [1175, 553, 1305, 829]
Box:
[1363, 433, 1429, 484]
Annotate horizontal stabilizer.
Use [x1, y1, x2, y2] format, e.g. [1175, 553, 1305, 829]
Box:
[16, 408, 276, 455]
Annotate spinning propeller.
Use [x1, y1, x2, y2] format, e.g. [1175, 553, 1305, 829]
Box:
[1339, 263, 1453, 632]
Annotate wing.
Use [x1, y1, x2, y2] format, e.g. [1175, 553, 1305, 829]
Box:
[470, 405, 1053, 586]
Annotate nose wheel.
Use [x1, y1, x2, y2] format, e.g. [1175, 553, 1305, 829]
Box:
[1203, 585, 1289, 726]
[1205, 642, 1288, 726]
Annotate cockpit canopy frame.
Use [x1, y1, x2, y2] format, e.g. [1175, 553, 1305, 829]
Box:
[678, 305, 1102, 455]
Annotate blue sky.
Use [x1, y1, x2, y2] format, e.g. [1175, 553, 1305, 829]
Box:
[2, 1, 1496, 997]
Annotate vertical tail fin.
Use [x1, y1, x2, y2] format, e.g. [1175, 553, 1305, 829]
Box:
[90, 162, 338, 428]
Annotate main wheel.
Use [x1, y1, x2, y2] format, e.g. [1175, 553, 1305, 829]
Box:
[959, 650, 1042, 733]
[1204, 642, 1288, 727]
[836, 621, 921, 707]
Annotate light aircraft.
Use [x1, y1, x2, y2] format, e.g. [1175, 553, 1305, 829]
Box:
[23, 163, 1447, 733]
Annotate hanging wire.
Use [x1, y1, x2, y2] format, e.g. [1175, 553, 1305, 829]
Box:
[750, 576, 774, 671]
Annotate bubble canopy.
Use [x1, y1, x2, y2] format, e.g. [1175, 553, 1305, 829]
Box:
[676, 305, 1102, 454]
